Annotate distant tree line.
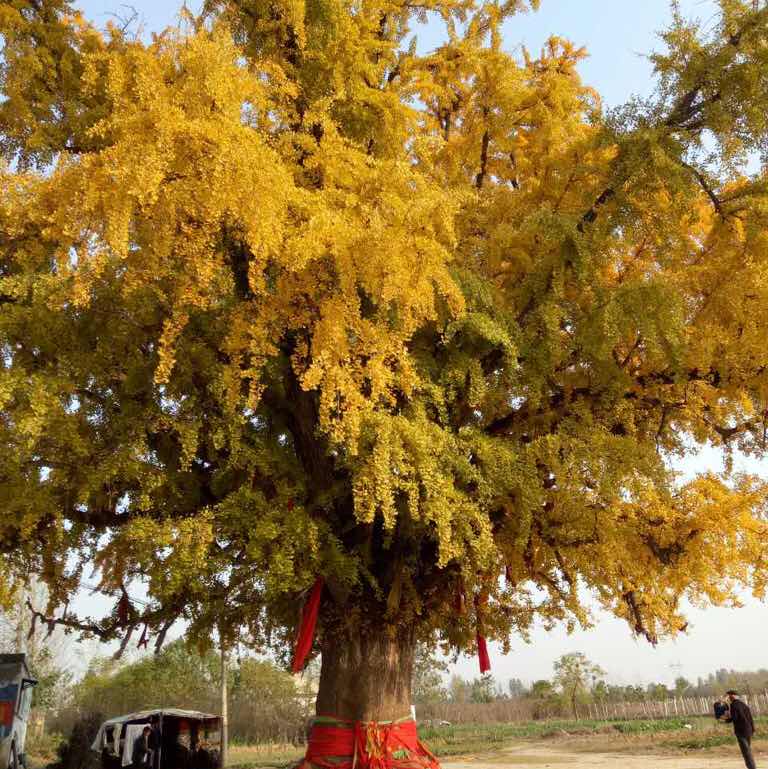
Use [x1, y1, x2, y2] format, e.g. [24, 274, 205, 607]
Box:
[414, 647, 768, 721]
[45, 639, 317, 745]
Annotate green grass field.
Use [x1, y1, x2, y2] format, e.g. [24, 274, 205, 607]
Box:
[416, 716, 703, 757]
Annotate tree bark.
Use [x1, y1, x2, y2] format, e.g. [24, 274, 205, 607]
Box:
[316, 625, 416, 722]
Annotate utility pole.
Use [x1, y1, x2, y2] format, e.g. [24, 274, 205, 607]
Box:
[220, 639, 228, 769]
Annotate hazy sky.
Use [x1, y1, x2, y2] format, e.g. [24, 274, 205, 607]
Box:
[67, 0, 767, 689]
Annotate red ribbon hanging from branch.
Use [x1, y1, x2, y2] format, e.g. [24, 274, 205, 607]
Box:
[292, 576, 324, 673]
[476, 632, 491, 674]
[474, 591, 491, 675]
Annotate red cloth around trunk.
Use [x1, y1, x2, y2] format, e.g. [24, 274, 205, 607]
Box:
[292, 577, 324, 673]
[300, 718, 439, 769]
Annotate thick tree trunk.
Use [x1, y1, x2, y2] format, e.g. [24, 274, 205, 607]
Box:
[301, 624, 440, 768]
[316, 625, 416, 721]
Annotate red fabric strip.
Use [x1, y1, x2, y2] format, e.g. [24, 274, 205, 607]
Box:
[292, 577, 324, 673]
[476, 632, 491, 674]
[301, 719, 439, 769]
[305, 724, 355, 758]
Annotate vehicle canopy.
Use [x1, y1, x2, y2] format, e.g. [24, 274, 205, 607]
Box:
[92, 709, 221, 769]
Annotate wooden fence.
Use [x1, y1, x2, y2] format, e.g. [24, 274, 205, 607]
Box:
[582, 691, 768, 721]
[421, 691, 768, 725]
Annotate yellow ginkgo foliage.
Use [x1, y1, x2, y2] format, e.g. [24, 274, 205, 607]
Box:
[2, 0, 768, 737]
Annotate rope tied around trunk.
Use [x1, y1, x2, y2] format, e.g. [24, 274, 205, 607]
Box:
[298, 716, 440, 769]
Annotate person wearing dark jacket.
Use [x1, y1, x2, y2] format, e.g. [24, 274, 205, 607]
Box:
[148, 716, 162, 769]
[132, 727, 152, 769]
[725, 690, 757, 769]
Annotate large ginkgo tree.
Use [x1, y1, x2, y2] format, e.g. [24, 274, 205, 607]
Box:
[2, 0, 768, 759]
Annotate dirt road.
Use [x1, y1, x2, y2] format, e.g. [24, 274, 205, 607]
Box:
[443, 743, 752, 768]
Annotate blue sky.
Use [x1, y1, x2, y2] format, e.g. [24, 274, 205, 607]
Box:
[67, 0, 768, 689]
[74, 0, 722, 107]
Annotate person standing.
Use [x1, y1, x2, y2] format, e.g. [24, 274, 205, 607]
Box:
[148, 715, 163, 769]
[132, 726, 152, 769]
[725, 690, 757, 769]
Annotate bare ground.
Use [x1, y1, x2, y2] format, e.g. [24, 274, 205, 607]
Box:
[443, 742, 758, 769]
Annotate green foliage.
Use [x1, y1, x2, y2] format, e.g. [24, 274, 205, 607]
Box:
[693, 667, 768, 697]
[444, 674, 504, 705]
[529, 680, 555, 699]
[74, 640, 221, 715]
[416, 717, 694, 756]
[29, 646, 72, 711]
[674, 733, 735, 750]
[612, 717, 687, 734]
[553, 652, 605, 718]
[447, 675, 470, 705]
[48, 712, 103, 769]
[412, 643, 449, 705]
[647, 682, 672, 700]
[71, 640, 305, 743]
[468, 674, 496, 704]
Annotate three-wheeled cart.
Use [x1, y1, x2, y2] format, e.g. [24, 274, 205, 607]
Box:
[0, 655, 37, 769]
[92, 710, 222, 769]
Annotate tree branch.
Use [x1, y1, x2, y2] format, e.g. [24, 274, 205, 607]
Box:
[681, 161, 724, 217]
[579, 8, 768, 231]
[622, 589, 658, 645]
[475, 129, 490, 189]
[577, 187, 615, 233]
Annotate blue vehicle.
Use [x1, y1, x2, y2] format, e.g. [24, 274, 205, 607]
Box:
[0, 655, 37, 769]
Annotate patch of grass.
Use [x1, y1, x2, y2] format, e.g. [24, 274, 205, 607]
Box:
[673, 733, 735, 750]
[227, 742, 303, 769]
[417, 716, 693, 755]
[26, 731, 65, 769]
[612, 718, 688, 734]
[421, 715, 741, 758]
[418, 719, 586, 746]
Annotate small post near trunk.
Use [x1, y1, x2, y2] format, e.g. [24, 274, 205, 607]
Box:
[220, 641, 228, 769]
[15, 583, 27, 653]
